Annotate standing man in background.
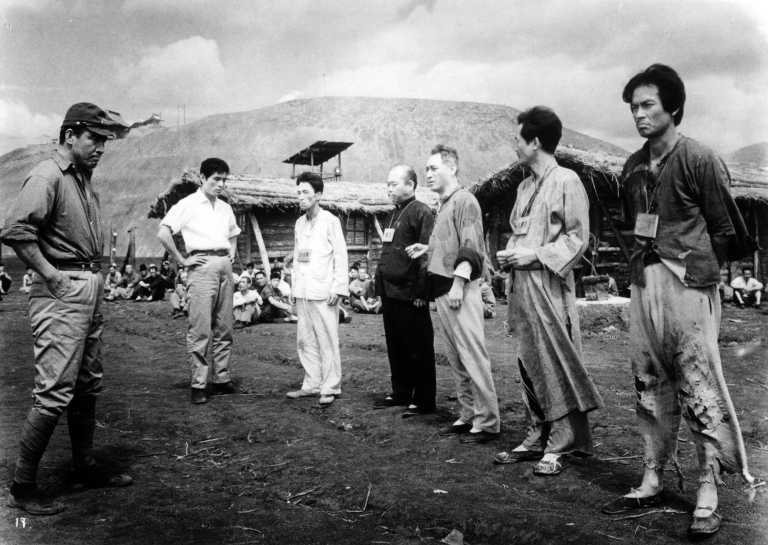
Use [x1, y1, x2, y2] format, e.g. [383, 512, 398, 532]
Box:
[158, 158, 241, 405]
[495, 106, 603, 476]
[1, 103, 132, 515]
[374, 164, 436, 416]
[602, 64, 756, 538]
[407, 145, 500, 443]
[288, 171, 349, 406]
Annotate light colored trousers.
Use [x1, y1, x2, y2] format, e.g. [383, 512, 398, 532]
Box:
[631, 264, 752, 485]
[187, 256, 234, 389]
[27, 271, 104, 417]
[436, 280, 500, 433]
[296, 298, 342, 395]
[234, 303, 261, 323]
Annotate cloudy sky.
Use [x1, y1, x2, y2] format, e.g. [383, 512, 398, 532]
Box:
[1, 0, 767, 156]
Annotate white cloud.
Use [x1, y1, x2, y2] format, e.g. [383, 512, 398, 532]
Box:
[115, 36, 227, 113]
[0, 98, 62, 153]
[278, 91, 305, 103]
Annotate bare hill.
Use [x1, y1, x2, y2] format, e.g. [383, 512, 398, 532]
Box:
[724, 142, 768, 165]
[0, 97, 627, 256]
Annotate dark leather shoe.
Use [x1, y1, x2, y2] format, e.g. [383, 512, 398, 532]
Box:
[439, 423, 473, 435]
[459, 431, 499, 444]
[689, 507, 721, 536]
[71, 466, 133, 491]
[191, 388, 208, 404]
[373, 397, 410, 409]
[602, 490, 664, 515]
[211, 382, 237, 395]
[402, 406, 435, 418]
[8, 482, 67, 515]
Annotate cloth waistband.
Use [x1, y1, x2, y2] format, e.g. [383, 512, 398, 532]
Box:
[190, 249, 229, 257]
[55, 261, 102, 273]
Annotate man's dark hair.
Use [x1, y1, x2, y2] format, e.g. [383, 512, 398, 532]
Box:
[200, 158, 230, 179]
[622, 64, 686, 126]
[430, 144, 459, 176]
[246, 262, 254, 268]
[742, 266, 753, 274]
[58, 125, 89, 145]
[296, 171, 324, 194]
[254, 270, 266, 278]
[517, 106, 562, 154]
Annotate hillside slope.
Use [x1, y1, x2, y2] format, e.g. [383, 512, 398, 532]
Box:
[0, 97, 627, 256]
[724, 142, 768, 165]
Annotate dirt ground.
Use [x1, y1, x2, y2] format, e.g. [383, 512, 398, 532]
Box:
[1, 259, 766, 545]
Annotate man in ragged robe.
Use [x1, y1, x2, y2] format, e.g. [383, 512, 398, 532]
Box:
[495, 106, 604, 476]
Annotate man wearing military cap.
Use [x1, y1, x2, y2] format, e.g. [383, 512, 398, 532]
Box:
[1, 102, 132, 516]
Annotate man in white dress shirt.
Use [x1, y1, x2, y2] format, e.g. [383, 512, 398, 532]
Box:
[287, 171, 349, 406]
[157, 158, 241, 404]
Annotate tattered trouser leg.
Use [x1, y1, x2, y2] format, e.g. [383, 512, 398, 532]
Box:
[519, 360, 594, 455]
[435, 280, 500, 434]
[631, 264, 752, 486]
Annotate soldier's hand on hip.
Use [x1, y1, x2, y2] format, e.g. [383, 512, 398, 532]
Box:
[45, 272, 72, 298]
[327, 293, 340, 306]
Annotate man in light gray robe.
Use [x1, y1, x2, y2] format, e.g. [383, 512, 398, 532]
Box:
[496, 106, 604, 476]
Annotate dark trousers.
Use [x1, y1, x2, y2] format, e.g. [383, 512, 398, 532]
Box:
[381, 296, 436, 409]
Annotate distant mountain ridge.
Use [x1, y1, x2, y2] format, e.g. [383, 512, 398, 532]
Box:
[0, 97, 628, 256]
[724, 142, 768, 164]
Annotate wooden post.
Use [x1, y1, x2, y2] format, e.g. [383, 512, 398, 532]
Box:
[373, 217, 385, 241]
[596, 199, 631, 265]
[754, 202, 760, 278]
[249, 211, 271, 276]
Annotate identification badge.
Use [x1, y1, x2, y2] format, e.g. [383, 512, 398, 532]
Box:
[513, 217, 530, 236]
[634, 213, 659, 239]
[382, 228, 395, 242]
[297, 249, 312, 263]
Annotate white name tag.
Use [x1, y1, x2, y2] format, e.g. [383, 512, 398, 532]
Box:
[634, 213, 659, 239]
[297, 249, 312, 263]
[513, 217, 530, 236]
[382, 228, 395, 242]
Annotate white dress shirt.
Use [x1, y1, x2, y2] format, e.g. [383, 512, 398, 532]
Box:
[161, 189, 241, 251]
[292, 210, 349, 300]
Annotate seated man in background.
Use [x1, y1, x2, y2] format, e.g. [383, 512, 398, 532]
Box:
[0, 264, 12, 299]
[730, 267, 762, 309]
[132, 264, 166, 301]
[239, 262, 256, 284]
[479, 276, 496, 319]
[106, 263, 140, 301]
[159, 261, 176, 290]
[103, 263, 121, 295]
[349, 268, 381, 313]
[170, 267, 190, 318]
[233, 276, 262, 328]
[21, 268, 35, 293]
[261, 270, 297, 323]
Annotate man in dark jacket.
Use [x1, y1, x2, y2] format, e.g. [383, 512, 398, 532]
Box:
[374, 164, 436, 415]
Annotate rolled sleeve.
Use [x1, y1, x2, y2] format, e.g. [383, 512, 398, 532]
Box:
[228, 209, 242, 238]
[0, 174, 55, 244]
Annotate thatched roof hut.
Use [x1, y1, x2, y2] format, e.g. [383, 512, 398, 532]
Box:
[148, 169, 439, 219]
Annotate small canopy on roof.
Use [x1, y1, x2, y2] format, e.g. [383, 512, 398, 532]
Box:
[282, 141, 353, 166]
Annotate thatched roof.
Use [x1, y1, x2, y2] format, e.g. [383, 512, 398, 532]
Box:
[470, 146, 768, 210]
[470, 147, 625, 211]
[148, 170, 440, 219]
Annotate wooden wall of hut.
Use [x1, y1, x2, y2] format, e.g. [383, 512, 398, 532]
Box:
[232, 208, 385, 275]
[729, 199, 767, 282]
[484, 180, 634, 293]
